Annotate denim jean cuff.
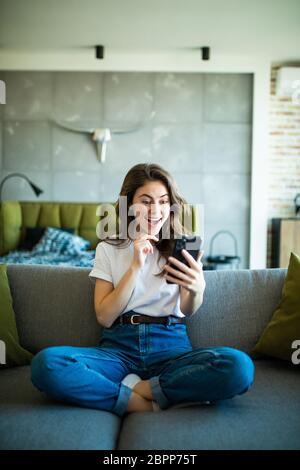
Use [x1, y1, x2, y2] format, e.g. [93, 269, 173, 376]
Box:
[149, 376, 171, 410]
[111, 383, 132, 417]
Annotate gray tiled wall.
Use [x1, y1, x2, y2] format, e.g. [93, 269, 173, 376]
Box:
[0, 71, 253, 268]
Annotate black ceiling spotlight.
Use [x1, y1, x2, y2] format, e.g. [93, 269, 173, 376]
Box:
[201, 47, 210, 60]
[95, 45, 104, 59]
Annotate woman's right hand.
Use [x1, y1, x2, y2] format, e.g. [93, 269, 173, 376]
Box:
[131, 234, 159, 270]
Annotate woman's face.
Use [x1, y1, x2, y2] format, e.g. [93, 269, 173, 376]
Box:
[132, 180, 171, 236]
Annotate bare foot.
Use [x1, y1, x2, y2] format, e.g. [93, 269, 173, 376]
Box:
[125, 391, 153, 413]
[133, 380, 153, 400]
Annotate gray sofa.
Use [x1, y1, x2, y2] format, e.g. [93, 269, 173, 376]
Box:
[0, 264, 299, 450]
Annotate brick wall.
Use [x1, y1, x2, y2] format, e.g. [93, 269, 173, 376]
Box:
[267, 64, 300, 267]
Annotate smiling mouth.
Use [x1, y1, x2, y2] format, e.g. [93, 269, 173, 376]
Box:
[147, 218, 162, 226]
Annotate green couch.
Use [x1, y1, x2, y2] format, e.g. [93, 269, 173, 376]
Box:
[0, 201, 199, 256]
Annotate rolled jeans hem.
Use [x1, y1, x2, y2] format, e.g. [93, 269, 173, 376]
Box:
[112, 383, 132, 417]
[149, 375, 171, 410]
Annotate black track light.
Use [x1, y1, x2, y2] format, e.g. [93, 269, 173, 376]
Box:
[201, 47, 210, 61]
[95, 45, 104, 59]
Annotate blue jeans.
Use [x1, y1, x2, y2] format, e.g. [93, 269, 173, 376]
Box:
[31, 311, 255, 417]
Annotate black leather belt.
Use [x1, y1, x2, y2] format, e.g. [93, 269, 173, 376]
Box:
[114, 313, 186, 326]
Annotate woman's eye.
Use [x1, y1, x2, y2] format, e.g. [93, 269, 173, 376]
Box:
[141, 200, 169, 205]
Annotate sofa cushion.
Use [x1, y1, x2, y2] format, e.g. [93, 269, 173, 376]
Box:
[187, 268, 287, 354]
[117, 359, 300, 450]
[0, 264, 33, 367]
[31, 227, 91, 255]
[0, 201, 22, 256]
[0, 366, 121, 450]
[6, 265, 102, 354]
[254, 252, 300, 361]
[18, 227, 75, 251]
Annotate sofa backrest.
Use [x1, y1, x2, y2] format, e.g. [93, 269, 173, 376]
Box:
[0, 201, 111, 255]
[6, 264, 286, 355]
[0, 201, 200, 255]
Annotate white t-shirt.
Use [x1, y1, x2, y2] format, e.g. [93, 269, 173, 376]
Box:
[88, 239, 185, 318]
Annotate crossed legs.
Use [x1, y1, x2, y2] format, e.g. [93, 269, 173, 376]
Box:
[31, 345, 254, 415]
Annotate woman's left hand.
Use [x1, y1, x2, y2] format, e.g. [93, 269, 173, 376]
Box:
[164, 249, 206, 296]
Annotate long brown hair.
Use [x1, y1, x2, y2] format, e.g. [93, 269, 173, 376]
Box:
[101, 163, 193, 278]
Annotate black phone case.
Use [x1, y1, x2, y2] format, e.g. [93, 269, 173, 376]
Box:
[166, 235, 202, 284]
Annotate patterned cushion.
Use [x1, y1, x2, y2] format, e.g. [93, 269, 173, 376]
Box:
[31, 227, 90, 256]
[18, 227, 75, 251]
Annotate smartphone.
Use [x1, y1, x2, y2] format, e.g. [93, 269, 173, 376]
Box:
[166, 235, 203, 284]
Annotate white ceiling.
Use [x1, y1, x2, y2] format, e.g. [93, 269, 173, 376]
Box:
[0, 0, 299, 62]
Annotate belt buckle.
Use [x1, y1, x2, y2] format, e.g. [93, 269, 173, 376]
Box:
[130, 314, 140, 325]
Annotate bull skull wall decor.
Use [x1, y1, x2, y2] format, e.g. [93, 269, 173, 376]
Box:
[51, 111, 155, 163]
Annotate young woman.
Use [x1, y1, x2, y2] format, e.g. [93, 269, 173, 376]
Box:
[31, 163, 254, 416]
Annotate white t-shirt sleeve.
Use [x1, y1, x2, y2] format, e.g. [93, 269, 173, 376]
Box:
[88, 242, 113, 283]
